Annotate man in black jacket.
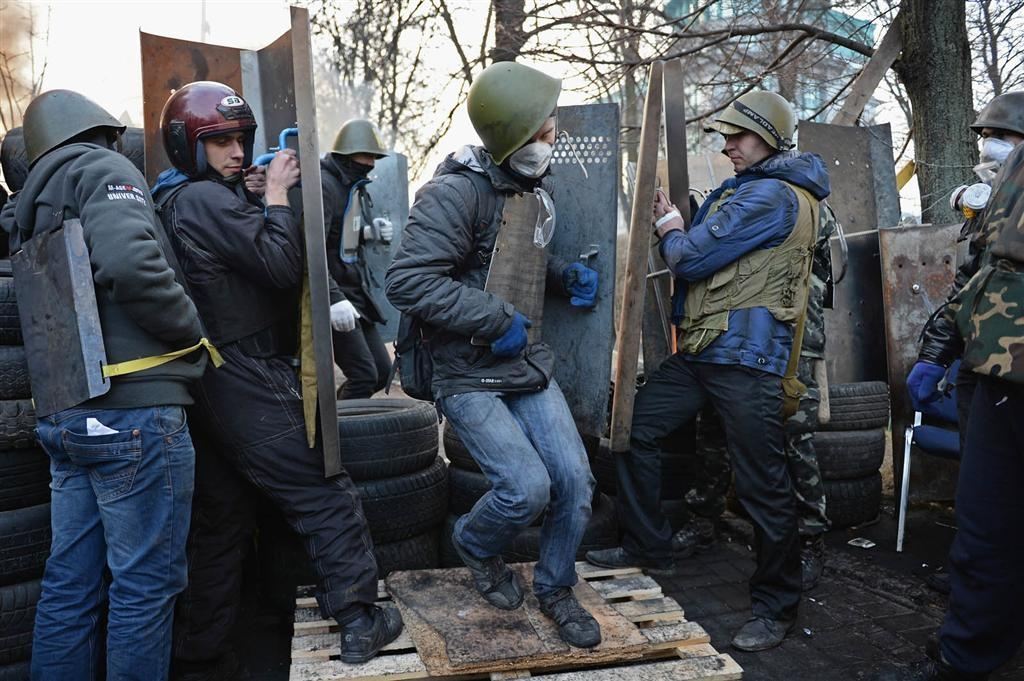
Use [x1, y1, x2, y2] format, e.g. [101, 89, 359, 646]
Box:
[152, 82, 402, 679]
[1, 90, 206, 681]
[321, 119, 393, 399]
[386, 62, 602, 649]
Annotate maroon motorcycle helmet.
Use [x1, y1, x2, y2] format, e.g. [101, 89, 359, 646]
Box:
[160, 81, 257, 177]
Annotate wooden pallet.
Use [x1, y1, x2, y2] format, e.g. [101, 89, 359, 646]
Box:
[290, 562, 742, 681]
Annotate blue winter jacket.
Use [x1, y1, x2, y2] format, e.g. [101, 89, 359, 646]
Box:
[659, 151, 831, 376]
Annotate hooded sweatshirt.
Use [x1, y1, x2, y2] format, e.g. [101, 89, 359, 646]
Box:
[1, 143, 205, 408]
[659, 150, 831, 376]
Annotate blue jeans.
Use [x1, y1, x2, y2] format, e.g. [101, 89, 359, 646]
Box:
[440, 380, 594, 599]
[31, 406, 195, 681]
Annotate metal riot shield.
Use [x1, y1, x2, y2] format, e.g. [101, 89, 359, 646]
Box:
[799, 122, 901, 385]
[543, 103, 620, 442]
[140, 8, 342, 476]
[11, 219, 109, 416]
[365, 153, 409, 343]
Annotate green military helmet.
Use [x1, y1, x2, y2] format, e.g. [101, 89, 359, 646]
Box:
[704, 90, 796, 151]
[331, 119, 388, 158]
[467, 62, 561, 164]
[23, 89, 125, 166]
[971, 91, 1024, 137]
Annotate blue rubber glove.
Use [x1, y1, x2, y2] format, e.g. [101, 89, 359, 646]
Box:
[491, 313, 531, 358]
[906, 360, 946, 411]
[563, 262, 599, 308]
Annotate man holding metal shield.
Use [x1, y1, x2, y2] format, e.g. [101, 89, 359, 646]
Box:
[386, 62, 602, 649]
[151, 81, 402, 677]
[321, 118, 394, 399]
[1, 90, 208, 681]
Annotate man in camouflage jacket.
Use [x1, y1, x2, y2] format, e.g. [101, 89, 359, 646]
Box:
[893, 143, 1024, 681]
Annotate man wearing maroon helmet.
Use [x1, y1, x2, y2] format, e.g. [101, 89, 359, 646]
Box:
[151, 81, 402, 678]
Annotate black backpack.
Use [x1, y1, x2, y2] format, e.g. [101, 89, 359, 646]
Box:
[389, 168, 497, 402]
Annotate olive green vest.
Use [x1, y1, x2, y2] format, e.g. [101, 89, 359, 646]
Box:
[680, 181, 819, 356]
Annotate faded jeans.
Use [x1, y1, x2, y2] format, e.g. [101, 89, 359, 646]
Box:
[440, 380, 594, 599]
[31, 406, 195, 681]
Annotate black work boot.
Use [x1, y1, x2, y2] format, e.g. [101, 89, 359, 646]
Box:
[731, 615, 795, 652]
[339, 604, 404, 664]
[584, 546, 676, 576]
[538, 588, 602, 648]
[452, 530, 524, 610]
[670, 517, 718, 557]
[800, 534, 825, 592]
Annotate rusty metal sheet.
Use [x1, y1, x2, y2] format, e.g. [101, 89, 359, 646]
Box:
[879, 223, 959, 500]
[364, 152, 409, 343]
[802, 122, 900, 385]
[140, 33, 243, 183]
[543, 103, 620, 442]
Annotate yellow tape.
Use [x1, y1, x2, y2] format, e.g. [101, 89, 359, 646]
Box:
[102, 337, 224, 379]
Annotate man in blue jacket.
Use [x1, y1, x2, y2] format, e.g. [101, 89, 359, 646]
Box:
[588, 91, 830, 652]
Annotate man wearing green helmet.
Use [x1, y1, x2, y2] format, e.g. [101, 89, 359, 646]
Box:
[321, 118, 394, 399]
[386, 61, 602, 649]
[588, 90, 831, 652]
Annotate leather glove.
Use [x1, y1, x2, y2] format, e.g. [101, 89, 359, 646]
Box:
[906, 360, 946, 411]
[562, 262, 599, 308]
[330, 300, 361, 333]
[491, 312, 531, 358]
[364, 217, 395, 242]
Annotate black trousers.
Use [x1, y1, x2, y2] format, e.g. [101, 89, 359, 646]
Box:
[333, 319, 392, 400]
[940, 376, 1024, 676]
[616, 355, 801, 620]
[172, 345, 378, 667]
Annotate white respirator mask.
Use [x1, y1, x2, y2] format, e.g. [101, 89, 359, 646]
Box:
[508, 141, 553, 178]
[974, 137, 1016, 184]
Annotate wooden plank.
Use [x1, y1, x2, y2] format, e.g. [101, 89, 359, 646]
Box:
[491, 672, 532, 680]
[475, 192, 548, 344]
[640, 622, 711, 651]
[385, 564, 647, 676]
[611, 597, 685, 624]
[832, 11, 903, 126]
[533, 656, 741, 681]
[610, 60, 664, 452]
[587, 575, 662, 602]
[289, 652, 427, 681]
[575, 562, 643, 580]
[292, 629, 416, 657]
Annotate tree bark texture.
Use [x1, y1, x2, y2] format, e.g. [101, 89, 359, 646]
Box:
[896, 0, 976, 225]
[490, 0, 527, 63]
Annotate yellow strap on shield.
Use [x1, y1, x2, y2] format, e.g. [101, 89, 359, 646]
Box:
[299, 271, 318, 449]
[101, 337, 225, 379]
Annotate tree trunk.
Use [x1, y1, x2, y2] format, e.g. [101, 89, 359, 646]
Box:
[895, 0, 976, 225]
[489, 0, 527, 63]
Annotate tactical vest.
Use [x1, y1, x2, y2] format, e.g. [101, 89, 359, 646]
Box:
[680, 181, 819, 356]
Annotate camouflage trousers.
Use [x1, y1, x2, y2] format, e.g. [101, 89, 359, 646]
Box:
[686, 357, 830, 538]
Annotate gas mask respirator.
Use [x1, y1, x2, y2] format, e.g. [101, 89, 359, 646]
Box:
[508, 142, 554, 179]
[974, 137, 1015, 184]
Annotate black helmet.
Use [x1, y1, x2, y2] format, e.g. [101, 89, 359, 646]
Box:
[160, 81, 257, 177]
[23, 90, 125, 166]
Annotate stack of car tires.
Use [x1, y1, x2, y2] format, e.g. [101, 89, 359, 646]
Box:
[814, 381, 890, 528]
[0, 261, 49, 679]
[259, 398, 446, 601]
[439, 424, 618, 567]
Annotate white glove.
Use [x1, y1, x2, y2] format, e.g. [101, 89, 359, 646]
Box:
[330, 300, 361, 333]
[364, 217, 394, 242]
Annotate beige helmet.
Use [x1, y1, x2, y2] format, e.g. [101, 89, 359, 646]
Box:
[467, 62, 561, 163]
[704, 90, 796, 151]
[331, 119, 388, 158]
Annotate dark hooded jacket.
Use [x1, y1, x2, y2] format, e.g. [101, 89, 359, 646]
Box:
[0, 143, 205, 408]
[385, 146, 569, 399]
[660, 150, 831, 376]
[321, 154, 384, 323]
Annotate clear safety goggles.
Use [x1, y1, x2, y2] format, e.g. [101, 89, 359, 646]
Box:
[533, 187, 556, 248]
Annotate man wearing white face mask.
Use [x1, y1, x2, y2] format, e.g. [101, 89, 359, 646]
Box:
[907, 91, 1024, 439]
[385, 62, 602, 649]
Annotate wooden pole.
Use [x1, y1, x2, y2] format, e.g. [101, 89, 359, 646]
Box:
[610, 61, 664, 453]
[832, 13, 903, 126]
